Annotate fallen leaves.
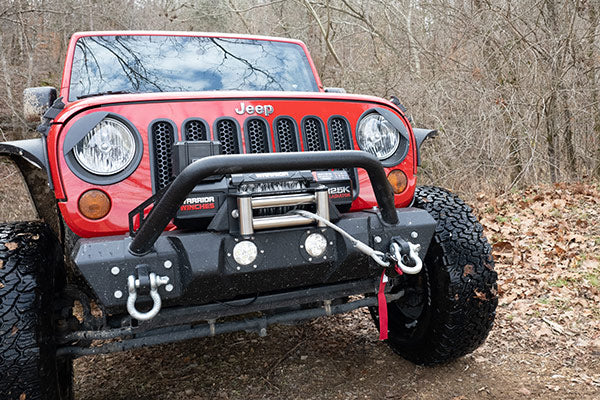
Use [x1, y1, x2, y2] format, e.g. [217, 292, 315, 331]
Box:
[541, 317, 567, 335]
[473, 181, 600, 367]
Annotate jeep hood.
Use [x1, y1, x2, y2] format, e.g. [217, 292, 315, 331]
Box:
[55, 91, 403, 124]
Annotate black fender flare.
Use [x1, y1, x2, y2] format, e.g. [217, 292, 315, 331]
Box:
[0, 138, 60, 237]
[412, 128, 437, 166]
[0, 138, 50, 172]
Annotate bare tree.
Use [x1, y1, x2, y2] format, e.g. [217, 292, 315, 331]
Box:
[1, 0, 599, 194]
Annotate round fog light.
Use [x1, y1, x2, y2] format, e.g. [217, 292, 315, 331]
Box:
[305, 233, 327, 258]
[233, 240, 258, 265]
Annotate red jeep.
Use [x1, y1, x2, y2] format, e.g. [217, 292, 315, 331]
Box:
[0, 32, 497, 399]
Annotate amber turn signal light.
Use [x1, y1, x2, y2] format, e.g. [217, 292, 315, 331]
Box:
[387, 170, 408, 194]
[78, 189, 111, 220]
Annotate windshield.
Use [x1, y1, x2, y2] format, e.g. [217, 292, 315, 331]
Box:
[68, 35, 319, 101]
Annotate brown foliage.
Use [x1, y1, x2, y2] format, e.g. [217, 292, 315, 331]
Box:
[2, 0, 600, 193]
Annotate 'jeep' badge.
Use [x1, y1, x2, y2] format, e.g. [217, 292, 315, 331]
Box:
[235, 102, 274, 117]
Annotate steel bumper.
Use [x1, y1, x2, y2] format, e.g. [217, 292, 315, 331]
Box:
[73, 207, 435, 314]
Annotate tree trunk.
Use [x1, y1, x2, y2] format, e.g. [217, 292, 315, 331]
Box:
[588, 4, 600, 177]
[545, 93, 559, 183]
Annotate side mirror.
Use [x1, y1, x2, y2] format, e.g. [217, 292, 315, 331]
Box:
[23, 87, 57, 122]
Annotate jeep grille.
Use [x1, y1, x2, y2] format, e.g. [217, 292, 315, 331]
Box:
[329, 117, 352, 150]
[184, 119, 208, 141]
[245, 118, 269, 153]
[150, 121, 175, 190]
[303, 117, 326, 152]
[150, 116, 356, 194]
[216, 119, 240, 154]
[275, 118, 298, 152]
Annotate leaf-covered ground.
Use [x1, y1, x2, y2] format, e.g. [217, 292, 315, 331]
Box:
[472, 182, 600, 394]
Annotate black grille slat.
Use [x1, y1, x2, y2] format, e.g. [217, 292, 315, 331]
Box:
[303, 118, 326, 151]
[184, 119, 208, 141]
[329, 117, 352, 150]
[216, 119, 240, 154]
[275, 118, 298, 152]
[151, 121, 175, 190]
[328, 117, 358, 197]
[246, 118, 269, 153]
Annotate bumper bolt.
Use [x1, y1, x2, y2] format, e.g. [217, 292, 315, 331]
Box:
[111, 266, 120, 275]
[374, 236, 382, 244]
[164, 260, 172, 269]
[114, 290, 123, 299]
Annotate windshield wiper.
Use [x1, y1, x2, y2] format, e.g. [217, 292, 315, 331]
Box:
[77, 90, 132, 99]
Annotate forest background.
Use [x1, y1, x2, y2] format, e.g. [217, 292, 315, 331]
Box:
[1, 0, 599, 196]
[1, 2, 600, 398]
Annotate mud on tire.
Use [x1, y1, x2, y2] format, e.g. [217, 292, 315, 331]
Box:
[373, 186, 498, 365]
[0, 222, 73, 400]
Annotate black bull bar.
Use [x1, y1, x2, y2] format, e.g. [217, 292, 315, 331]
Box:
[129, 150, 399, 256]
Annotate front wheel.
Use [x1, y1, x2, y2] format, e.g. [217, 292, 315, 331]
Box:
[371, 186, 498, 365]
[0, 222, 73, 399]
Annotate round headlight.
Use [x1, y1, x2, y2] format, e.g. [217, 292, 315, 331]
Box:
[73, 118, 136, 175]
[357, 114, 400, 160]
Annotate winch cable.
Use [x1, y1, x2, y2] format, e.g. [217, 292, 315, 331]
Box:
[292, 209, 401, 340]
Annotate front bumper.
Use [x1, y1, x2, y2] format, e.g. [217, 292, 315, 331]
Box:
[74, 207, 436, 313]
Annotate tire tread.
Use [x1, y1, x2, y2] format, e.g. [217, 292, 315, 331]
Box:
[387, 186, 498, 365]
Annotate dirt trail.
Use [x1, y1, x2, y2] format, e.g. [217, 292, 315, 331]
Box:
[73, 183, 600, 399]
[73, 307, 599, 399]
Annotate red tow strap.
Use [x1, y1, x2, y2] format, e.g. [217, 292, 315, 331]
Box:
[377, 265, 403, 341]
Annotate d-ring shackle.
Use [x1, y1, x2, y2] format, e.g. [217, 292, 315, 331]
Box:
[390, 241, 423, 274]
[127, 273, 169, 321]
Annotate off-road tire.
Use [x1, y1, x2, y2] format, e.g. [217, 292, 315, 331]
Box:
[0, 222, 73, 400]
[372, 186, 497, 365]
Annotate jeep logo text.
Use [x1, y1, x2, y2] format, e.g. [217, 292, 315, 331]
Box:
[235, 102, 274, 117]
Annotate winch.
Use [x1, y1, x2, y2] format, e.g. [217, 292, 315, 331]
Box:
[171, 140, 355, 230]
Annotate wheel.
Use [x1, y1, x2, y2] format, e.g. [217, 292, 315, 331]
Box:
[371, 186, 498, 365]
[0, 222, 73, 399]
